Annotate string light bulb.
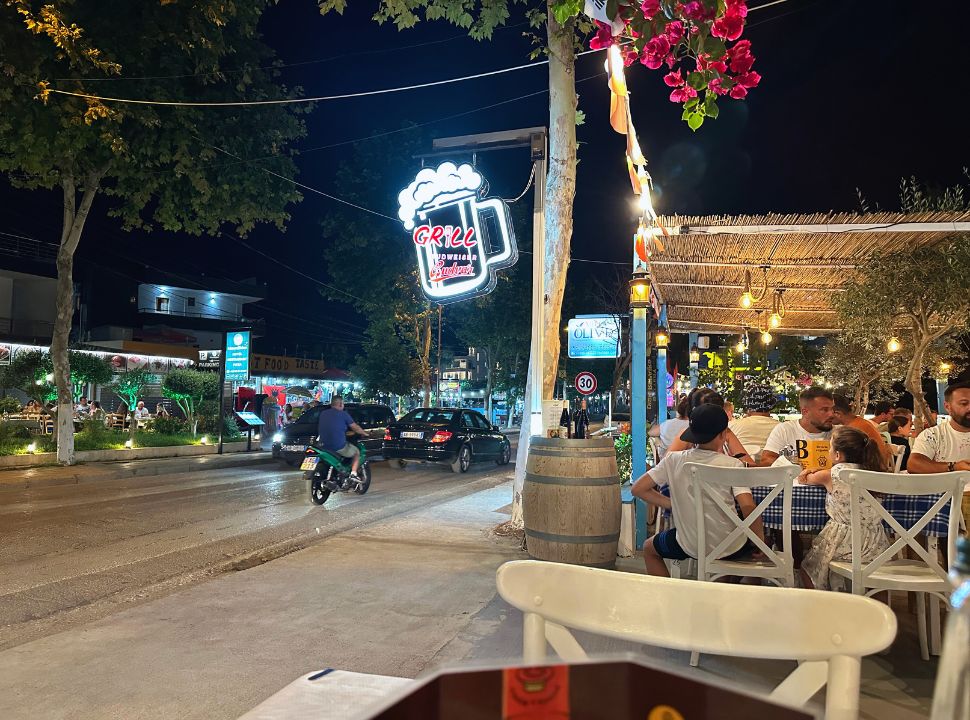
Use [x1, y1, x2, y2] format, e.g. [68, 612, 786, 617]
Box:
[887, 336, 901, 353]
[738, 267, 769, 309]
[761, 330, 773, 345]
[768, 288, 786, 328]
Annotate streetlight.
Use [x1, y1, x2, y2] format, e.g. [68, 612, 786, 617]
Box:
[689, 345, 700, 364]
[629, 273, 650, 307]
[939, 361, 952, 377]
[887, 336, 901, 353]
[655, 328, 670, 348]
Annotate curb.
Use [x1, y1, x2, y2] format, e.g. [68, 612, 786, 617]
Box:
[0, 450, 278, 490]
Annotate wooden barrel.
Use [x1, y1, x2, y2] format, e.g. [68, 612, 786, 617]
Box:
[523, 436, 621, 569]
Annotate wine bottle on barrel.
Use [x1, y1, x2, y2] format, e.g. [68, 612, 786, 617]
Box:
[573, 399, 590, 440]
[558, 402, 572, 439]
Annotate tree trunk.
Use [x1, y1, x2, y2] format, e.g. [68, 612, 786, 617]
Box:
[510, 9, 577, 527]
[53, 172, 102, 465]
[483, 345, 494, 422]
[907, 338, 933, 432]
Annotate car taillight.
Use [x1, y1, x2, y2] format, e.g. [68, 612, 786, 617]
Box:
[384, 430, 392, 441]
[430, 430, 452, 443]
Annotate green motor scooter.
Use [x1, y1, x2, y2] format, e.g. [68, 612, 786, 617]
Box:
[301, 440, 371, 505]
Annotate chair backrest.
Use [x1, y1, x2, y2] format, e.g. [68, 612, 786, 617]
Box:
[648, 436, 663, 465]
[684, 463, 800, 582]
[841, 469, 968, 586]
[496, 560, 896, 720]
[888, 443, 906, 473]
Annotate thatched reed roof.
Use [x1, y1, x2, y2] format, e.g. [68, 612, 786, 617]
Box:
[652, 210, 970, 336]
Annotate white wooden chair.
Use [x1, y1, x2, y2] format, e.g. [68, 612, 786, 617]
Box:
[684, 463, 800, 588]
[888, 443, 906, 473]
[496, 560, 897, 720]
[829, 469, 968, 661]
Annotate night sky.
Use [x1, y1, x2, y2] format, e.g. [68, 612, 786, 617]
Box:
[2, 0, 968, 360]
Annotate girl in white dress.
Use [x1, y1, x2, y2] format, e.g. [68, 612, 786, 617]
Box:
[800, 425, 889, 590]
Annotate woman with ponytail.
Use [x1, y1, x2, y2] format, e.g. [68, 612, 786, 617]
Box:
[800, 426, 889, 590]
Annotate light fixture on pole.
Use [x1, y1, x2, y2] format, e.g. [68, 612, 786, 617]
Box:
[655, 327, 670, 348]
[887, 336, 901, 353]
[689, 345, 700, 364]
[629, 273, 650, 308]
[769, 288, 786, 329]
[939, 361, 952, 377]
[739, 266, 769, 309]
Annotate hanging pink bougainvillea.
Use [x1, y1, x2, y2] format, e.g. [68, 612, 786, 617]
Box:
[584, 0, 760, 130]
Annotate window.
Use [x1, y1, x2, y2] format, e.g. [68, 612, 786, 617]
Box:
[402, 409, 456, 424]
[156, 297, 170, 312]
[463, 411, 486, 429]
[187, 297, 196, 307]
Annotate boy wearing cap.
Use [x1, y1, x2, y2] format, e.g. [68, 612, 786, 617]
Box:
[633, 404, 764, 577]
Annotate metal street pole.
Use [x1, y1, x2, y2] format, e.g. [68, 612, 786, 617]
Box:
[689, 331, 699, 389]
[656, 304, 669, 424]
[436, 304, 443, 407]
[217, 332, 227, 454]
[528, 131, 547, 437]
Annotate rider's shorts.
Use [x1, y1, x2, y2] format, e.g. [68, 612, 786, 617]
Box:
[336, 443, 359, 459]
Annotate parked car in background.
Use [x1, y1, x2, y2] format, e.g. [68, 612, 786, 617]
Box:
[272, 403, 395, 467]
[383, 407, 511, 473]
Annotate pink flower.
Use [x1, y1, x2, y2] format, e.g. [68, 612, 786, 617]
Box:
[665, 52, 677, 68]
[696, 53, 728, 73]
[669, 86, 698, 103]
[708, 77, 730, 95]
[678, 1, 706, 20]
[663, 69, 685, 87]
[665, 20, 685, 44]
[735, 70, 761, 88]
[622, 45, 640, 66]
[640, 34, 671, 69]
[589, 21, 614, 50]
[711, 10, 745, 41]
[726, 0, 748, 16]
[729, 84, 748, 99]
[727, 39, 755, 73]
[641, 0, 661, 20]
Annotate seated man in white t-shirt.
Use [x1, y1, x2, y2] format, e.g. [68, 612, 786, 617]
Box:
[729, 381, 779, 456]
[759, 387, 834, 471]
[908, 381, 970, 531]
[632, 404, 763, 577]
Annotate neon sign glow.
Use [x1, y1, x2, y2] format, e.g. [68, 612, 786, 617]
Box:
[397, 161, 518, 304]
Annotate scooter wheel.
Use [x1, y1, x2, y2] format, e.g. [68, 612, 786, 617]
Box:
[308, 474, 331, 505]
[354, 464, 372, 495]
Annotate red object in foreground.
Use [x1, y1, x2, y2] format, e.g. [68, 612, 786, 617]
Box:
[364, 658, 815, 719]
[430, 430, 453, 443]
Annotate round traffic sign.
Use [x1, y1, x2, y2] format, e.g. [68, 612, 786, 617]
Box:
[574, 371, 597, 396]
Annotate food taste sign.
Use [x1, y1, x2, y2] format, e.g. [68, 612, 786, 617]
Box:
[250, 354, 327, 378]
[397, 162, 518, 304]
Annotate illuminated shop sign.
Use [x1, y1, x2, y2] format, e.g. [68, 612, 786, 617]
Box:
[397, 162, 518, 304]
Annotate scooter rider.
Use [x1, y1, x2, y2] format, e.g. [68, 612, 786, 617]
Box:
[317, 396, 367, 481]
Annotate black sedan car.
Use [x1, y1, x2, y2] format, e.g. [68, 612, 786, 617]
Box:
[272, 403, 395, 467]
[383, 407, 511, 473]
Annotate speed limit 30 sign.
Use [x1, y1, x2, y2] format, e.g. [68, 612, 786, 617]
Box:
[574, 371, 597, 396]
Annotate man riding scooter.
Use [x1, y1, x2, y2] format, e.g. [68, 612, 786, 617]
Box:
[317, 396, 367, 483]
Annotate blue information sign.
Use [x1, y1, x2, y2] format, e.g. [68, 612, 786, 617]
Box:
[225, 330, 251, 382]
[567, 315, 621, 359]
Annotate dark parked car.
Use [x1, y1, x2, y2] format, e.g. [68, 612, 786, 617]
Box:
[272, 403, 395, 467]
[383, 407, 511, 473]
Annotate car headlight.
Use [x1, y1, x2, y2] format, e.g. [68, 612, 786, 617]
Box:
[273, 433, 283, 442]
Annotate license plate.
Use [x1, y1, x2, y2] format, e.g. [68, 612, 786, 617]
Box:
[401, 431, 424, 440]
[283, 444, 307, 452]
[300, 457, 318, 471]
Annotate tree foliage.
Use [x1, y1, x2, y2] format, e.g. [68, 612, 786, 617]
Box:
[834, 175, 970, 428]
[162, 369, 220, 435]
[352, 319, 422, 398]
[1, 1, 307, 462]
[0, 349, 111, 402]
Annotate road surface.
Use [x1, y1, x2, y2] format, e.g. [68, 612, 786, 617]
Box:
[0, 454, 514, 652]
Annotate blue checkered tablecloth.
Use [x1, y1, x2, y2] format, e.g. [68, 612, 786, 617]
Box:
[752, 485, 828, 531]
[751, 486, 955, 537]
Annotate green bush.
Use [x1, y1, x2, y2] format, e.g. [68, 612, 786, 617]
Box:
[152, 416, 188, 435]
[614, 433, 632, 484]
[0, 422, 32, 441]
[223, 415, 243, 440]
[0, 396, 22, 414]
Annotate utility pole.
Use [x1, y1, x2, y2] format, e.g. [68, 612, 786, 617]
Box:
[436, 304, 443, 407]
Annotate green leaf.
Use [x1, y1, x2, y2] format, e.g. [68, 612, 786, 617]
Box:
[687, 112, 705, 131]
[687, 72, 706, 90]
[705, 37, 727, 59]
[575, 109, 586, 126]
[684, 97, 700, 111]
[606, 0, 619, 23]
[704, 94, 719, 119]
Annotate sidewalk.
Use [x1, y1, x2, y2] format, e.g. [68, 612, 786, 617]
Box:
[0, 450, 274, 490]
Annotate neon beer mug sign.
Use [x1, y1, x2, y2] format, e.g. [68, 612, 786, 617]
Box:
[398, 162, 518, 304]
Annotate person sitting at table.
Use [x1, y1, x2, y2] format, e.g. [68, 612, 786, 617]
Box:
[649, 394, 689, 459]
[633, 404, 764, 577]
[155, 404, 171, 418]
[134, 401, 152, 427]
[729, 381, 779, 457]
[831, 394, 892, 470]
[799, 426, 890, 590]
[908, 380, 970, 536]
[759, 387, 834, 470]
[869, 400, 895, 430]
[23, 399, 39, 414]
[887, 414, 914, 471]
[663, 389, 755, 465]
[89, 400, 106, 422]
[75, 396, 91, 417]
